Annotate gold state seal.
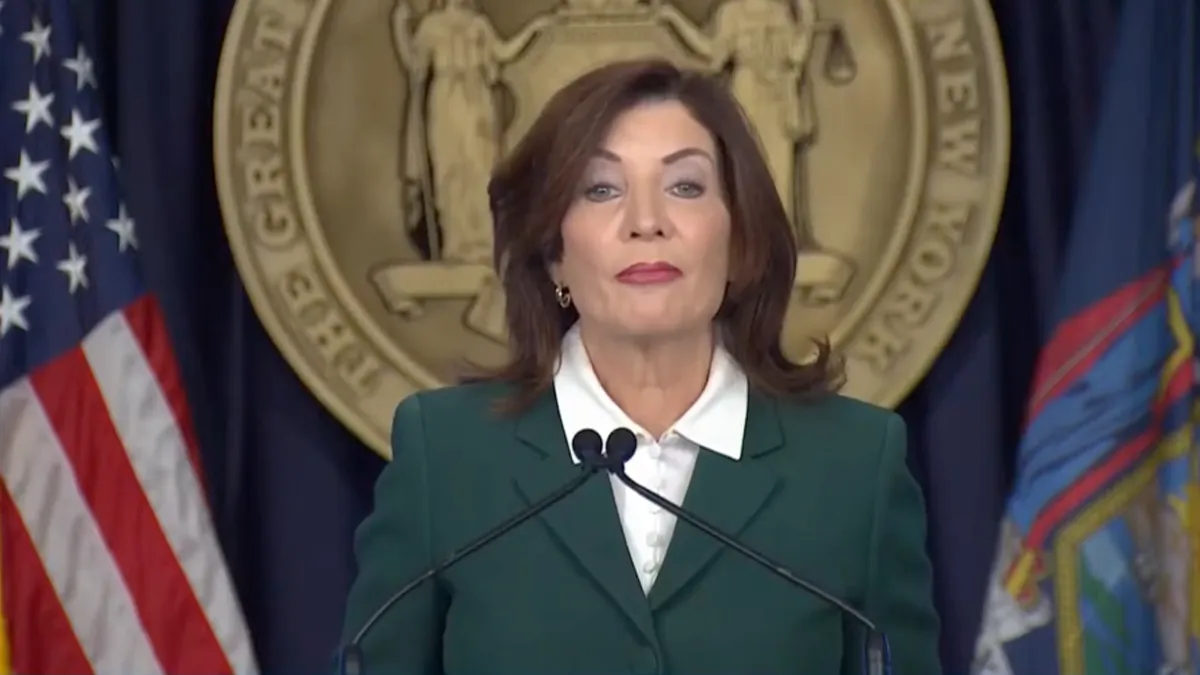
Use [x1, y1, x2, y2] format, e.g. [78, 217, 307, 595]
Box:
[213, 0, 1011, 458]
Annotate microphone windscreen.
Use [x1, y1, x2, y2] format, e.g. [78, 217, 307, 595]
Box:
[571, 429, 604, 467]
[604, 428, 637, 465]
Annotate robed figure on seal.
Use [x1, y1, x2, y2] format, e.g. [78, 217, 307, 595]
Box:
[655, 0, 857, 304]
[391, 0, 553, 266]
[657, 0, 818, 238]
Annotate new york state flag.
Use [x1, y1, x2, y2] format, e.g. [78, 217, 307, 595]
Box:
[973, 2, 1200, 675]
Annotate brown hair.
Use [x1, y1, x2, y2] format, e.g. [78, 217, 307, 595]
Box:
[473, 57, 843, 412]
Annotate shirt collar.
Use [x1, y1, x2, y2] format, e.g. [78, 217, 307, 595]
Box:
[553, 323, 748, 464]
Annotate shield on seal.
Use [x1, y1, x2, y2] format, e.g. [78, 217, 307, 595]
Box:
[500, 6, 708, 147]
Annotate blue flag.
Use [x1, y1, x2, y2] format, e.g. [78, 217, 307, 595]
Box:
[972, 2, 1200, 674]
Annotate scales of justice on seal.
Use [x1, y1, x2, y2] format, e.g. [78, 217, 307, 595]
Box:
[370, 0, 860, 346]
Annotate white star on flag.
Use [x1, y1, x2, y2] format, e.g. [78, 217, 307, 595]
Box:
[61, 108, 100, 158]
[0, 218, 39, 269]
[11, 82, 53, 132]
[63, 44, 97, 90]
[55, 242, 88, 293]
[0, 285, 31, 336]
[62, 175, 91, 224]
[18, 14, 47, 61]
[4, 148, 49, 199]
[106, 203, 137, 251]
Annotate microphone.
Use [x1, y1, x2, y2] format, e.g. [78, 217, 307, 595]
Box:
[603, 427, 892, 675]
[336, 429, 608, 675]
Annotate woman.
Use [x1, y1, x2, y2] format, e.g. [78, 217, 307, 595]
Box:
[339, 58, 941, 675]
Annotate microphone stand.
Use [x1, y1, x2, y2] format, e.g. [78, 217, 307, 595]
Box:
[337, 430, 608, 675]
[602, 428, 891, 675]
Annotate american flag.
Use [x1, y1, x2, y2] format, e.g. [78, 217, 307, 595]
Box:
[0, 0, 258, 673]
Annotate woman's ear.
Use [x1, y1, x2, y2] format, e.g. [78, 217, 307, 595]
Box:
[548, 260, 564, 287]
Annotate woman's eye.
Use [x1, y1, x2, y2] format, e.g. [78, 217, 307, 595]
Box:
[584, 184, 619, 201]
[670, 182, 705, 198]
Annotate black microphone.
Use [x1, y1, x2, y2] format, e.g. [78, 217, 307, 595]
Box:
[336, 429, 608, 675]
[603, 427, 892, 675]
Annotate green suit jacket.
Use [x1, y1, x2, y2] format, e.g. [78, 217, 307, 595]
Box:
[339, 381, 941, 675]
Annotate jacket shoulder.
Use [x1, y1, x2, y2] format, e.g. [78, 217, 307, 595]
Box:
[786, 392, 897, 419]
[771, 392, 906, 466]
[389, 380, 524, 460]
[397, 380, 516, 422]
[778, 391, 903, 434]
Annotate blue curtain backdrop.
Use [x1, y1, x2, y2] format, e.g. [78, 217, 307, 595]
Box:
[77, 1, 1125, 671]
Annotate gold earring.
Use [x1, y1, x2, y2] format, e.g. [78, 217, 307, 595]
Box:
[554, 283, 572, 308]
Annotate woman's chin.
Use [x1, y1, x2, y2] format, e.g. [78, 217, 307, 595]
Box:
[605, 314, 711, 341]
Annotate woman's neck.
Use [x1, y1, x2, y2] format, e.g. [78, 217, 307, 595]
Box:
[578, 326, 715, 438]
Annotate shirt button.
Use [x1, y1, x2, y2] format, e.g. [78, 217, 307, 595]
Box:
[647, 532, 664, 547]
[648, 446, 661, 459]
[641, 559, 660, 573]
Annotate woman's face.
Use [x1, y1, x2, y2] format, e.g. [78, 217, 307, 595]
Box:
[552, 99, 732, 341]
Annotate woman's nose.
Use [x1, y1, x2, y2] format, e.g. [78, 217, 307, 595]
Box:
[624, 187, 668, 239]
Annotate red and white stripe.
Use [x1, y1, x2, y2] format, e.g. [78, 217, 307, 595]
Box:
[0, 296, 257, 675]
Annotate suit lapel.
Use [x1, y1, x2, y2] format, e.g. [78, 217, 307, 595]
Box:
[648, 392, 784, 610]
[510, 390, 656, 642]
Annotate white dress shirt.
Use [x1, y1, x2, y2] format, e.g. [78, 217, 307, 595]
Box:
[553, 324, 748, 594]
